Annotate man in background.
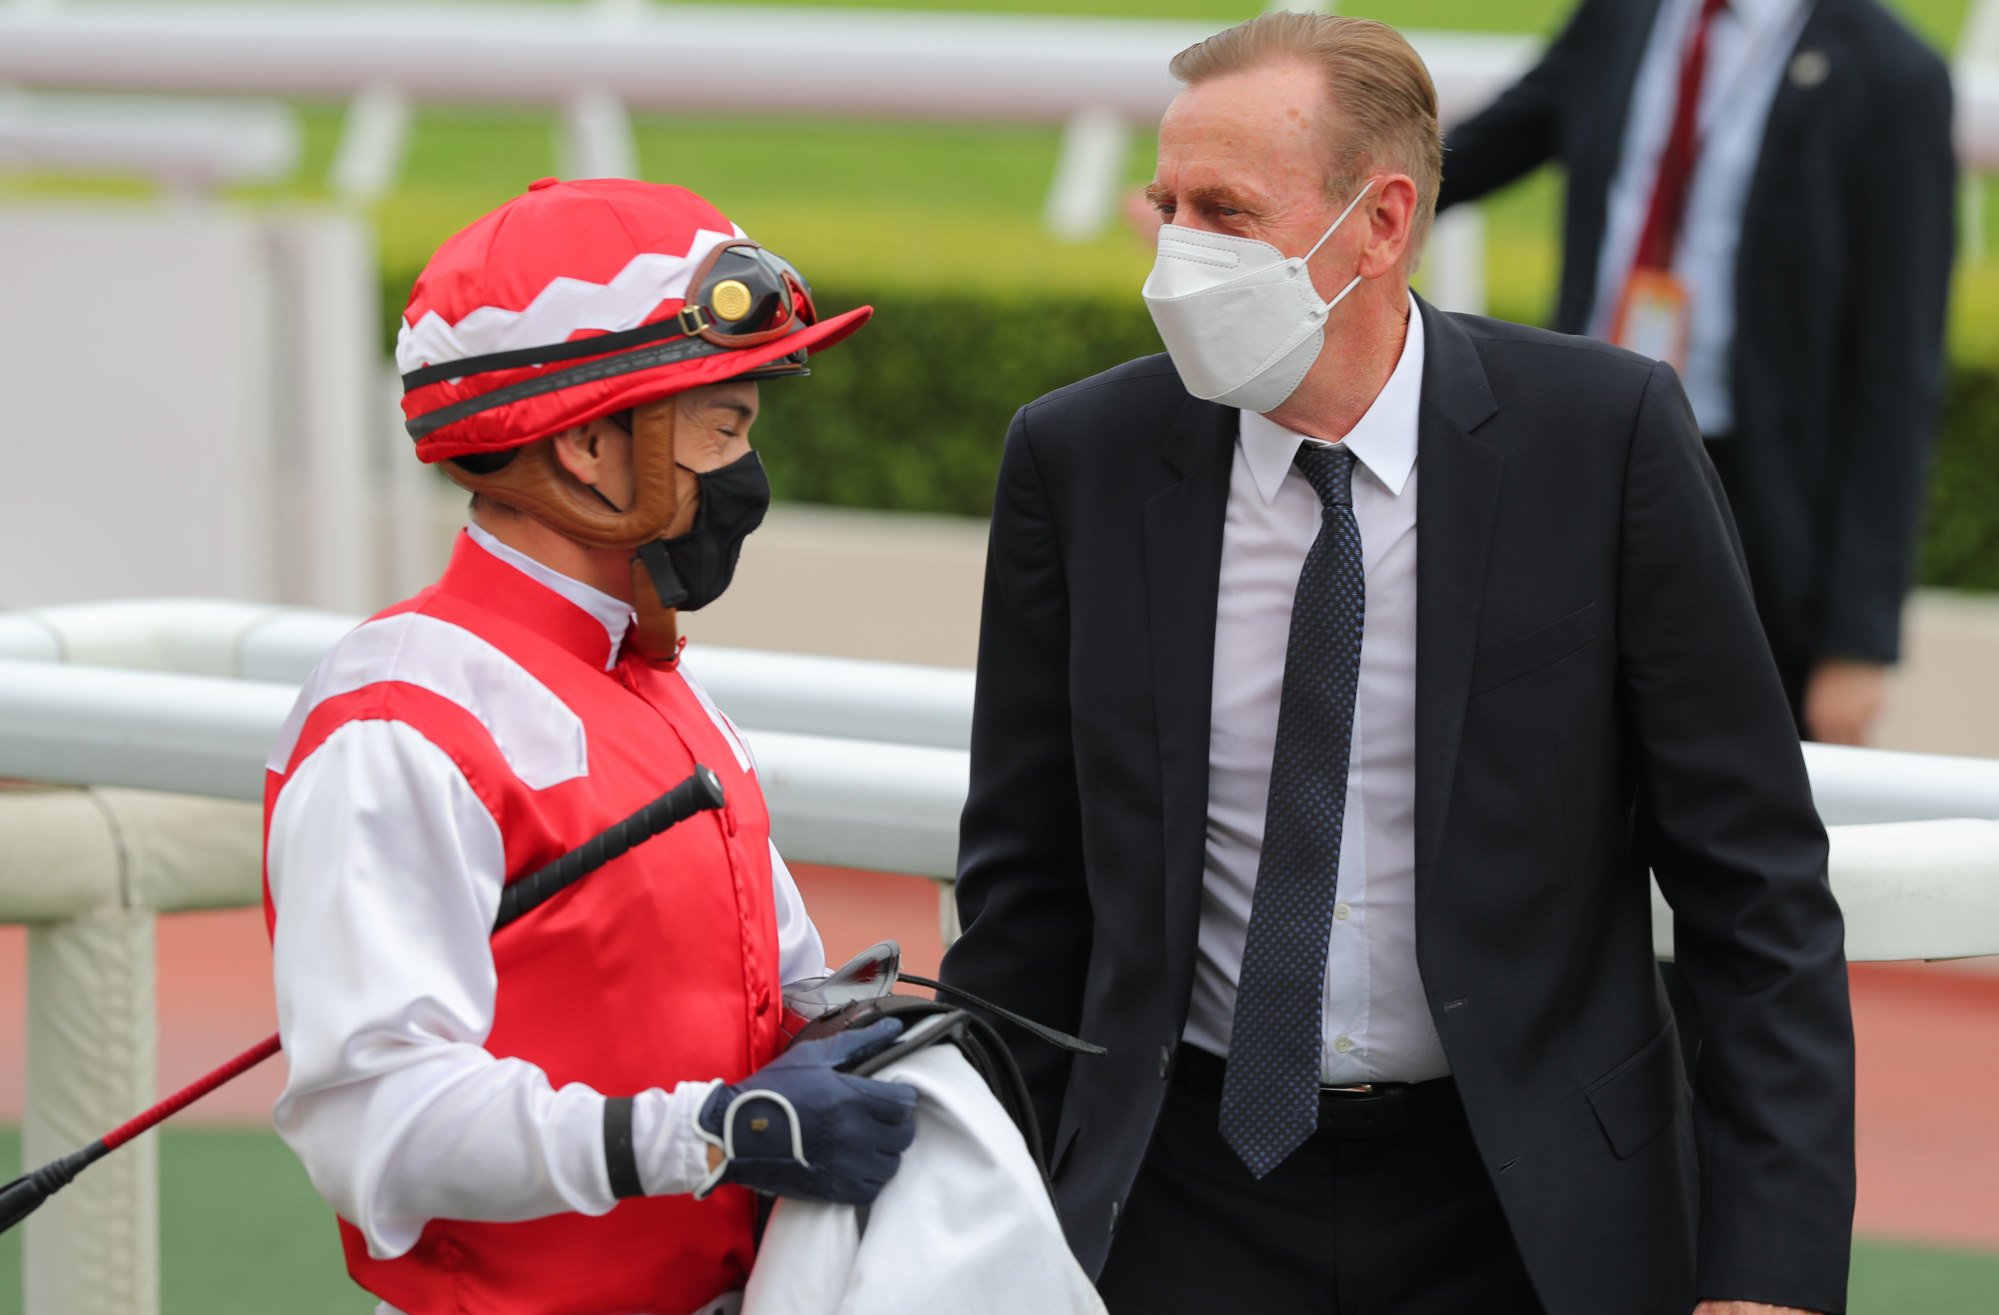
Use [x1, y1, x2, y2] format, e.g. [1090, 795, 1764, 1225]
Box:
[1439, 0, 1955, 743]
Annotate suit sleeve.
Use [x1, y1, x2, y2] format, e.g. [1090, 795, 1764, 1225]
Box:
[1437, 0, 1602, 209]
[1816, 55, 1956, 663]
[939, 407, 1093, 1147]
[1616, 361, 1855, 1312]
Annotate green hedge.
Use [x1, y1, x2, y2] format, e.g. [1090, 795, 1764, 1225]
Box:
[382, 274, 1999, 593]
[1925, 368, 1999, 592]
[754, 288, 1168, 517]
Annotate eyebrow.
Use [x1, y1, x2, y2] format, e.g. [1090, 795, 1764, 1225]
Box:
[705, 400, 755, 423]
[1145, 181, 1259, 213]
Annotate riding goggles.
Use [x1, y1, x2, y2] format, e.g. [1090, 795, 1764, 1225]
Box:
[399, 240, 820, 431]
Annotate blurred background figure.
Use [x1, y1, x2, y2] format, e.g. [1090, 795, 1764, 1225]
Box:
[1437, 0, 1956, 745]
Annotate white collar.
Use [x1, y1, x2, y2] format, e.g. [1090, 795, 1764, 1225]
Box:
[465, 521, 635, 670]
[1706, 0, 1809, 37]
[1237, 291, 1424, 505]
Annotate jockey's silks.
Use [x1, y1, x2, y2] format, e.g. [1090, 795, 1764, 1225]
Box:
[264, 531, 782, 1315]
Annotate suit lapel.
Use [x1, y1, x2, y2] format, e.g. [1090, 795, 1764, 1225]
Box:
[1583, 0, 1667, 202]
[1412, 299, 1503, 887]
[1146, 393, 1236, 967]
[1742, 0, 1844, 245]
[1564, 0, 1667, 329]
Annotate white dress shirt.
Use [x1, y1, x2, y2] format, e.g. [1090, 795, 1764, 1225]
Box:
[1184, 295, 1449, 1085]
[269, 525, 826, 1291]
[1590, 0, 1814, 434]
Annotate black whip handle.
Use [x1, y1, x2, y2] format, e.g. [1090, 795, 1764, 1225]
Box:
[493, 766, 726, 932]
[0, 1142, 105, 1235]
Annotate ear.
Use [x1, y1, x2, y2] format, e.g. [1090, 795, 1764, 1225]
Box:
[549, 424, 607, 486]
[1359, 174, 1420, 280]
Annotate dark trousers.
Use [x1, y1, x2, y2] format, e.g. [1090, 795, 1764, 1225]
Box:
[1096, 1047, 1543, 1315]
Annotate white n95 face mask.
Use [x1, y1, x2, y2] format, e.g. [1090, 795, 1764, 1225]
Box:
[1141, 180, 1376, 414]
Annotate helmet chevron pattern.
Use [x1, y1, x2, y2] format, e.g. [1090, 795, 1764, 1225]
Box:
[398, 177, 870, 463]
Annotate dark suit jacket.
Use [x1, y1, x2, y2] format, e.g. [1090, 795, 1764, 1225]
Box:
[941, 299, 1856, 1314]
[1438, 0, 1954, 670]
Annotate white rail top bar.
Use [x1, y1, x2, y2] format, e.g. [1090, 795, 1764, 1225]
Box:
[0, 6, 1534, 126]
[0, 659, 961, 877]
[7, 605, 1999, 824]
[0, 90, 297, 188]
[0, 659, 1994, 956]
[0, 659, 297, 803]
[6, 656, 1999, 830]
[0, 600, 977, 747]
[5, 7, 1998, 166]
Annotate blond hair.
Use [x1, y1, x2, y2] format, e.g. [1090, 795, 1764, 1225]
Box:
[1170, 13, 1442, 256]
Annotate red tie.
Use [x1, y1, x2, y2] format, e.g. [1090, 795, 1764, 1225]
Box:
[1633, 0, 1729, 271]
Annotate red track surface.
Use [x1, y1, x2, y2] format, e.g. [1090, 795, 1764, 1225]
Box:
[0, 867, 1993, 1250]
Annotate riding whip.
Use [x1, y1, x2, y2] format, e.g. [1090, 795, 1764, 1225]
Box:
[0, 765, 727, 1235]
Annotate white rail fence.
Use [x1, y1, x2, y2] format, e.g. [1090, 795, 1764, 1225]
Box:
[3, 605, 1998, 1315]
[0, 3, 1539, 236]
[6, 2, 1998, 256]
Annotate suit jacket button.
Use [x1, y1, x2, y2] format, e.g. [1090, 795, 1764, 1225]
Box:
[1109, 1200, 1120, 1234]
[1159, 1045, 1172, 1078]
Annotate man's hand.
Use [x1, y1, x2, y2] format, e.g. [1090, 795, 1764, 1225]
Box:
[1803, 659, 1888, 745]
[1694, 1303, 1819, 1314]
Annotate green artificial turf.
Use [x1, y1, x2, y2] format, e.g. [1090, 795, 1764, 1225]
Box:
[0, 1127, 362, 1315]
[1, 1125, 1996, 1313]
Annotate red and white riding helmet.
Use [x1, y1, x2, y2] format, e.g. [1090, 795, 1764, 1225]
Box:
[397, 177, 871, 463]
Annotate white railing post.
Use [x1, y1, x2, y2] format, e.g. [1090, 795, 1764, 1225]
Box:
[560, 85, 635, 181]
[267, 209, 382, 615]
[1959, 0, 1999, 264]
[4, 782, 266, 1315]
[25, 909, 159, 1315]
[1964, 176, 1986, 266]
[1043, 105, 1130, 242]
[1424, 203, 1488, 316]
[327, 83, 410, 204]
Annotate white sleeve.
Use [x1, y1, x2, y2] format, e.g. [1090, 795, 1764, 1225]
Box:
[268, 719, 719, 1261]
[771, 839, 828, 986]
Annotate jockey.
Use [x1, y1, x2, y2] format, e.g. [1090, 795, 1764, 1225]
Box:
[263, 178, 917, 1315]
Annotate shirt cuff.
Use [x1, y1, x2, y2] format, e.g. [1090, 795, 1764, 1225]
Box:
[633, 1080, 724, 1197]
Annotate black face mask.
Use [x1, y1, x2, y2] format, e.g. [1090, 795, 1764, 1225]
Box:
[632, 451, 771, 613]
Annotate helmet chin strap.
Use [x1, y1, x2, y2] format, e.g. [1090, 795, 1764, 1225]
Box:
[443, 401, 692, 661]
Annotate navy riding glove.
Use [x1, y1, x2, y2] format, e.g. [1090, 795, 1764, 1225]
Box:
[694, 1017, 919, 1205]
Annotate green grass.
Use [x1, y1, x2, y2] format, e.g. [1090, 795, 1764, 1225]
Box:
[0, 1128, 362, 1315]
[1, 1125, 1995, 1313]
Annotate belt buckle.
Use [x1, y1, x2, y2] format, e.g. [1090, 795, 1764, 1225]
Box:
[1320, 1082, 1377, 1097]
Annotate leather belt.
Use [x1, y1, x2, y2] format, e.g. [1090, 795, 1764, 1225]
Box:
[1172, 1043, 1460, 1138]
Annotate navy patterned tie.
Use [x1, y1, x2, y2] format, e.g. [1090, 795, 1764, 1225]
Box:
[1218, 441, 1365, 1179]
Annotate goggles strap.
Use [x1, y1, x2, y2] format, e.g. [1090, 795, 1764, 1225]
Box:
[401, 306, 712, 393]
[406, 332, 732, 440]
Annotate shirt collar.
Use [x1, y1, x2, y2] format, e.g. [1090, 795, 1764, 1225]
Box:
[1712, 0, 1808, 37]
[1237, 290, 1424, 506]
[464, 521, 635, 670]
